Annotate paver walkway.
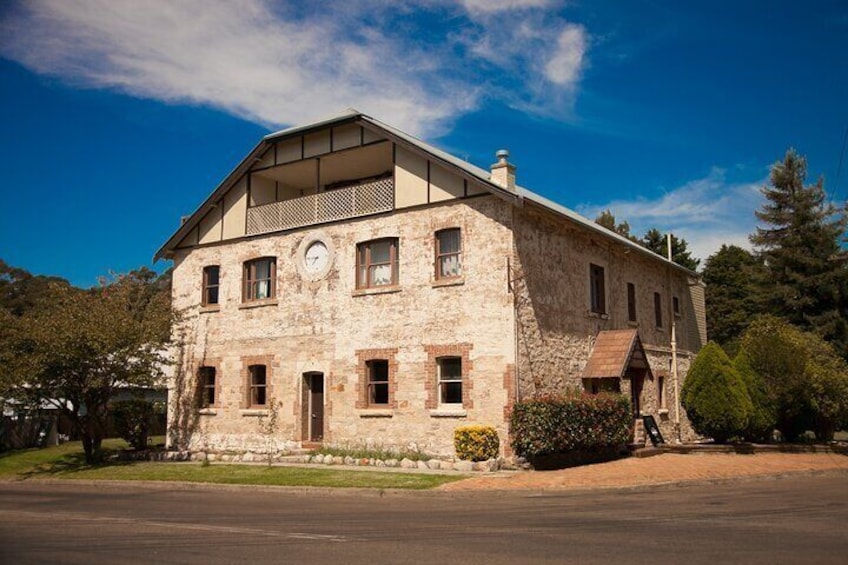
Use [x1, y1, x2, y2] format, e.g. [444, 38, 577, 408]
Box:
[439, 452, 848, 491]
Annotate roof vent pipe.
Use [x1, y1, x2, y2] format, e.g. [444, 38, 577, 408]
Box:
[490, 149, 516, 192]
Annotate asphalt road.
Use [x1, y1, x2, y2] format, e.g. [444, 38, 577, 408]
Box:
[1, 475, 847, 564]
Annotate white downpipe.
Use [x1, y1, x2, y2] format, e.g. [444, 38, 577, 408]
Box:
[667, 234, 682, 442]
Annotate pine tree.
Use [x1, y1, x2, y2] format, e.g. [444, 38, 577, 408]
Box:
[594, 209, 638, 242]
[702, 245, 764, 347]
[750, 149, 848, 358]
[642, 228, 701, 271]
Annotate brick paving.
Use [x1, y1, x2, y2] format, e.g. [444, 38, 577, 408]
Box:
[439, 452, 848, 491]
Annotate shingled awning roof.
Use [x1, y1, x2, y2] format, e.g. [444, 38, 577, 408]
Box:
[582, 329, 653, 380]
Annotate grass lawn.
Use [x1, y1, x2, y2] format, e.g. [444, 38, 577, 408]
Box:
[0, 440, 464, 490]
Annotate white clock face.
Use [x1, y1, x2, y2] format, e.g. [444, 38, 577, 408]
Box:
[304, 241, 329, 273]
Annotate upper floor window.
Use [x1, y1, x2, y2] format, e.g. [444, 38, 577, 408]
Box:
[654, 292, 663, 328]
[248, 365, 267, 407]
[243, 257, 276, 301]
[673, 296, 681, 318]
[437, 356, 463, 405]
[627, 282, 637, 322]
[202, 266, 220, 306]
[435, 228, 462, 280]
[198, 366, 216, 407]
[366, 359, 389, 406]
[356, 238, 398, 289]
[590, 264, 606, 314]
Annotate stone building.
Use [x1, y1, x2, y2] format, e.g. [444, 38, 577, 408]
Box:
[156, 109, 706, 458]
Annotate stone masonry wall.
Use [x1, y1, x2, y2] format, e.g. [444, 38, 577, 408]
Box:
[168, 195, 516, 457]
[510, 203, 704, 441]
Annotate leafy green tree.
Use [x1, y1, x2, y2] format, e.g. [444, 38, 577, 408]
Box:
[682, 342, 752, 443]
[702, 245, 764, 347]
[0, 259, 71, 316]
[642, 228, 701, 271]
[594, 210, 639, 242]
[799, 332, 848, 441]
[749, 149, 848, 358]
[733, 351, 776, 442]
[0, 269, 173, 463]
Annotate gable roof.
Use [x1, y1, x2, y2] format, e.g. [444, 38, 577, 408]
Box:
[582, 329, 654, 380]
[155, 109, 697, 278]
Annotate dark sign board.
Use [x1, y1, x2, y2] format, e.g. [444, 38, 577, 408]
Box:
[642, 415, 665, 446]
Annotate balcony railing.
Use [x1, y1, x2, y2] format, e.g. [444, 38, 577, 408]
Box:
[246, 177, 394, 236]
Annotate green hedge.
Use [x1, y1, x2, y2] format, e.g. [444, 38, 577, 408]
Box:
[509, 392, 632, 458]
[454, 425, 499, 461]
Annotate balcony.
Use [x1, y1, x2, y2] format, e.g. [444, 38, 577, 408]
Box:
[246, 177, 394, 236]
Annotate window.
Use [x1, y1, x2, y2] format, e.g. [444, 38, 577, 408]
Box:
[435, 228, 462, 279]
[366, 360, 389, 405]
[243, 257, 276, 301]
[590, 264, 606, 314]
[437, 357, 463, 405]
[673, 296, 681, 318]
[658, 375, 667, 410]
[248, 365, 267, 406]
[198, 366, 216, 407]
[356, 238, 398, 289]
[654, 292, 663, 328]
[202, 266, 220, 306]
[583, 378, 621, 394]
[627, 282, 637, 322]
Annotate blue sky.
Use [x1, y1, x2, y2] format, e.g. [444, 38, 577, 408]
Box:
[1, 0, 846, 287]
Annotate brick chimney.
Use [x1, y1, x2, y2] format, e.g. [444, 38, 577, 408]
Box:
[490, 149, 516, 192]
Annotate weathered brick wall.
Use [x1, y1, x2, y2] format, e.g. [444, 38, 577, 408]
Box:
[510, 203, 704, 440]
[168, 195, 517, 457]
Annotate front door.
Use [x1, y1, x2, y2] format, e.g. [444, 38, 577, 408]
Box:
[304, 372, 324, 442]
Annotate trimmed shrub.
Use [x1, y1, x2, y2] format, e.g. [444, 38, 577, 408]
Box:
[734, 351, 776, 442]
[454, 425, 500, 461]
[111, 399, 160, 450]
[509, 391, 631, 459]
[682, 342, 752, 443]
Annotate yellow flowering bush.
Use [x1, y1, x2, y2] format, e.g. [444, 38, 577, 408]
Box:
[454, 425, 499, 461]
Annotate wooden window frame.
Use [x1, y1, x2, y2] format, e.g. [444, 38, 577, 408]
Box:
[243, 257, 276, 302]
[627, 282, 637, 322]
[366, 359, 390, 407]
[435, 228, 462, 280]
[673, 296, 681, 318]
[590, 263, 606, 314]
[654, 292, 663, 328]
[248, 364, 268, 407]
[198, 366, 217, 408]
[202, 265, 220, 306]
[356, 238, 398, 289]
[657, 375, 667, 410]
[437, 356, 463, 406]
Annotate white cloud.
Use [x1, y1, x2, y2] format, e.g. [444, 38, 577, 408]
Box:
[577, 167, 767, 264]
[0, 0, 587, 135]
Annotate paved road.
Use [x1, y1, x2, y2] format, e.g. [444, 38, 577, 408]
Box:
[1, 475, 846, 564]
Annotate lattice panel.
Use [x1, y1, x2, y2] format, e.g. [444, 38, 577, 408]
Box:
[246, 179, 394, 236]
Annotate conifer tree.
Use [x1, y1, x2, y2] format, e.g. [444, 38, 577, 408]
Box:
[750, 149, 848, 358]
[702, 245, 764, 347]
[642, 228, 701, 271]
[594, 209, 638, 242]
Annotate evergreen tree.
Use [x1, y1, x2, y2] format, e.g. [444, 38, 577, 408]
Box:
[642, 228, 701, 271]
[733, 350, 776, 442]
[702, 245, 764, 347]
[594, 209, 638, 242]
[750, 149, 848, 358]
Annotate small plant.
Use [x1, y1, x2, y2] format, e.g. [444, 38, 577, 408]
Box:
[111, 399, 161, 451]
[454, 425, 499, 461]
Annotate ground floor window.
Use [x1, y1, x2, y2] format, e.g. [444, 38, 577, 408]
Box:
[248, 365, 267, 406]
[367, 360, 389, 406]
[582, 377, 621, 394]
[198, 366, 216, 407]
[437, 357, 463, 405]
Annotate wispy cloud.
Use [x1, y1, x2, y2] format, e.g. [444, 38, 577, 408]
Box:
[577, 167, 767, 263]
[0, 0, 587, 136]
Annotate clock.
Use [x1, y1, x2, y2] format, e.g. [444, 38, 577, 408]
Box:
[304, 241, 329, 274]
[297, 233, 334, 281]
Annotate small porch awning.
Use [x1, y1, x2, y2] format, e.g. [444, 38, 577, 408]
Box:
[582, 329, 654, 380]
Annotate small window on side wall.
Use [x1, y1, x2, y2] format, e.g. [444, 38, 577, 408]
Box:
[627, 282, 637, 322]
[435, 228, 462, 280]
[590, 264, 606, 314]
[198, 366, 216, 407]
[673, 296, 681, 318]
[202, 266, 220, 306]
[248, 365, 267, 406]
[654, 292, 663, 328]
[437, 357, 463, 405]
[243, 257, 276, 301]
[356, 238, 398, 289]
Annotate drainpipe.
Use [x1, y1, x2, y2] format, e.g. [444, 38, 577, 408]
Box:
[667, 234, 682, 443]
